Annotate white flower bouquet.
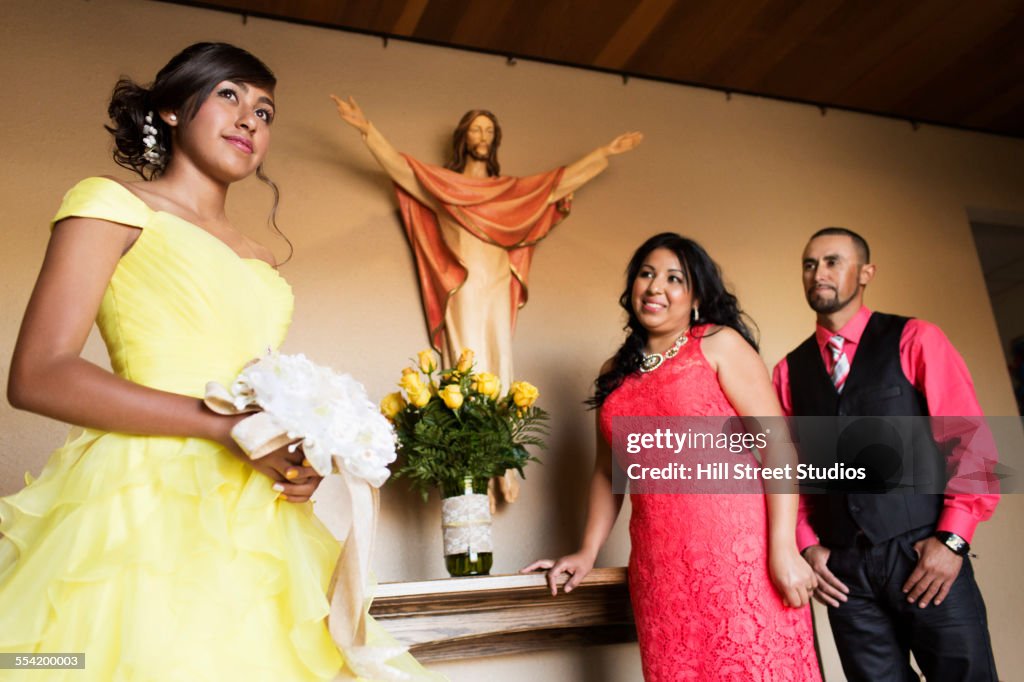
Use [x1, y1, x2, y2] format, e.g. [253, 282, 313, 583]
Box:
[207, 351, 396, 487]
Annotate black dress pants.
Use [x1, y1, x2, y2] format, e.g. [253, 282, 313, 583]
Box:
[825, 526, 998, 682]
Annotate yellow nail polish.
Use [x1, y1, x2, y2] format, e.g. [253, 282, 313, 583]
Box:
[286, 469, 298, 480]
[302, 459, 311, 467]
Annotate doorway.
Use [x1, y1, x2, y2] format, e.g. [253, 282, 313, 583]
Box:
[970, 218, 1024, 415]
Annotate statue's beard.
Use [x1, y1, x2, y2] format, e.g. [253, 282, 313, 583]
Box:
[467, 143, 490, 162]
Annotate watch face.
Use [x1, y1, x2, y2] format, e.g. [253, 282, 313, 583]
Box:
[941, 534, 967, 554]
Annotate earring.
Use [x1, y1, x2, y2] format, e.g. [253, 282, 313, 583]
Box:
[692, 304, 699, 321]
[142, 111, 165, 166]
[169, 114, 177, 122]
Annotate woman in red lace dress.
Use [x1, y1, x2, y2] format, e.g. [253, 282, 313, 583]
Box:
[525, 233, 821, 680]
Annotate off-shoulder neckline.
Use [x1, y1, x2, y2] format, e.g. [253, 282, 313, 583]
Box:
[90, 176, 279, 270]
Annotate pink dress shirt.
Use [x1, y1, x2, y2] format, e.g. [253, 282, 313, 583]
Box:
[772, 306, 999, 550]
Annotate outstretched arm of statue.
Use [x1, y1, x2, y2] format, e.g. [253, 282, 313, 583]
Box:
[550, 131, 643, 203]
[330, 95, 435, 207]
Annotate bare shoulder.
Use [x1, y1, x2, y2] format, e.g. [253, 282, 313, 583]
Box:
[598, 356, 616, 375]
[700, 325, 751, 353]
[101, 175, 179, 213]
[99, 174, 146, 197]
[98, 175, 184, 219]
[700, 325, 760, 371]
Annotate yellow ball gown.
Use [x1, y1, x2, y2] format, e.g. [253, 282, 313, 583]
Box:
[0, 177, 444, 681]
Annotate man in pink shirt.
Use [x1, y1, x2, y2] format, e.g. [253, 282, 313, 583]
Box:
[772, 227, 998, 681]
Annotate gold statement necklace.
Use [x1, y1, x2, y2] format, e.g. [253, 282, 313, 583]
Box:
[639, 332, 689, 373]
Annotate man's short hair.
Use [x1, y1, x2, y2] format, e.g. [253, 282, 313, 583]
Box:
[809, 226, 870, 264]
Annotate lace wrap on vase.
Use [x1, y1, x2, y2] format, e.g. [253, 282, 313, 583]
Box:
[440, 493, 492, 556]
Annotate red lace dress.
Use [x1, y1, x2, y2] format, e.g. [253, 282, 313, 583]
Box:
[600, 326, 820, 681]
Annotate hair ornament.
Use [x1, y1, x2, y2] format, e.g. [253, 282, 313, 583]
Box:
[142, 111, 165, 167]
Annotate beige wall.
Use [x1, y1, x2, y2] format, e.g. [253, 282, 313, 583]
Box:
[2, 1, 1022, 680]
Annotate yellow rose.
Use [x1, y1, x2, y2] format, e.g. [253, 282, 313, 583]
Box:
[417, 349, 436, 374]
[408, 387, 431, 408]
[471, 372, 501, 400]
[439, 384, 464, 410]
[456, 348, 475, 374]
[398, 368, 426, 395]
[510, 381, 540, 409]
[379, 392, 407, 420]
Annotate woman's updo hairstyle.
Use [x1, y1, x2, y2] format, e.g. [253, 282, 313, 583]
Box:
[106, 42, 276, 180]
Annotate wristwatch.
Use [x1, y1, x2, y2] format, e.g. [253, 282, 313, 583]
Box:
[934, 531, 970, 557]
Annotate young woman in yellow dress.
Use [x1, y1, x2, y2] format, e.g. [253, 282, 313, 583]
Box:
[0, 42, 441, 681]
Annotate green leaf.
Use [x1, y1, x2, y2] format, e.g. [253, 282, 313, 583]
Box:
[389, 379, 550, 500]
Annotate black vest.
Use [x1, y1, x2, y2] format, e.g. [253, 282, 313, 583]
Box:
[787, 312, 945, 546]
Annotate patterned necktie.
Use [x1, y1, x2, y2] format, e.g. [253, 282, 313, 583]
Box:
[828, 335, 850, 393]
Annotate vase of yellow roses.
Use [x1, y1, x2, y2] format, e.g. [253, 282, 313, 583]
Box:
[380, 348, 548, 577]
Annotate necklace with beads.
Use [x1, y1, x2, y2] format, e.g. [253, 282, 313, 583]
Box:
[639, 331, 689, 373]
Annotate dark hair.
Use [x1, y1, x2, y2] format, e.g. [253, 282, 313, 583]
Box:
[587, 232, 759, 408]
[809, 226, 870, 263]
[106, 42, 276, 179]
[444, 109, 502, 177]
[105, 42, 292, 263]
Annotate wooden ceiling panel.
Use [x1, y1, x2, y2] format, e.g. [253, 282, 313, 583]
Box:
[895, 12, 1024, 123]
[390, 0, 430, 35]
[191, 0, 406, 35]
[992, 101, 1024, 132]
[414, 0, 476, 43]
[190, 0, 323, 24]
[446, 0, 520, 49]
[593, 0, 677, 70]
[835, 0, 1019, 110]
[342, 1, 407, 32]
[701, 0, 845, 91]
[684, 0, 783, 81]
[623, 0, 737, 78]
[168, 0, 1024, 137]
[964, 81, 1024, 130]
[760, 1, 958, 102]
[465, 0, 641, 65]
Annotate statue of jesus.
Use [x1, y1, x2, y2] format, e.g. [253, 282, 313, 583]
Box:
[331, 96, 641, 500]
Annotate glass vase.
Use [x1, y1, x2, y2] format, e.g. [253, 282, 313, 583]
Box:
[440, 475, 493, 577]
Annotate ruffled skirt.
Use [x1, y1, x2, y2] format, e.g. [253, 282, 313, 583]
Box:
[0, 429, 435, 681]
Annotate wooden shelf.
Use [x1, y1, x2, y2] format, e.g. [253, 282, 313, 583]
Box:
[369, 567, 635, 662]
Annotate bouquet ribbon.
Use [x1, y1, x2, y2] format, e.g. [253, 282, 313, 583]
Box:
[204, 383, 404, 679]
